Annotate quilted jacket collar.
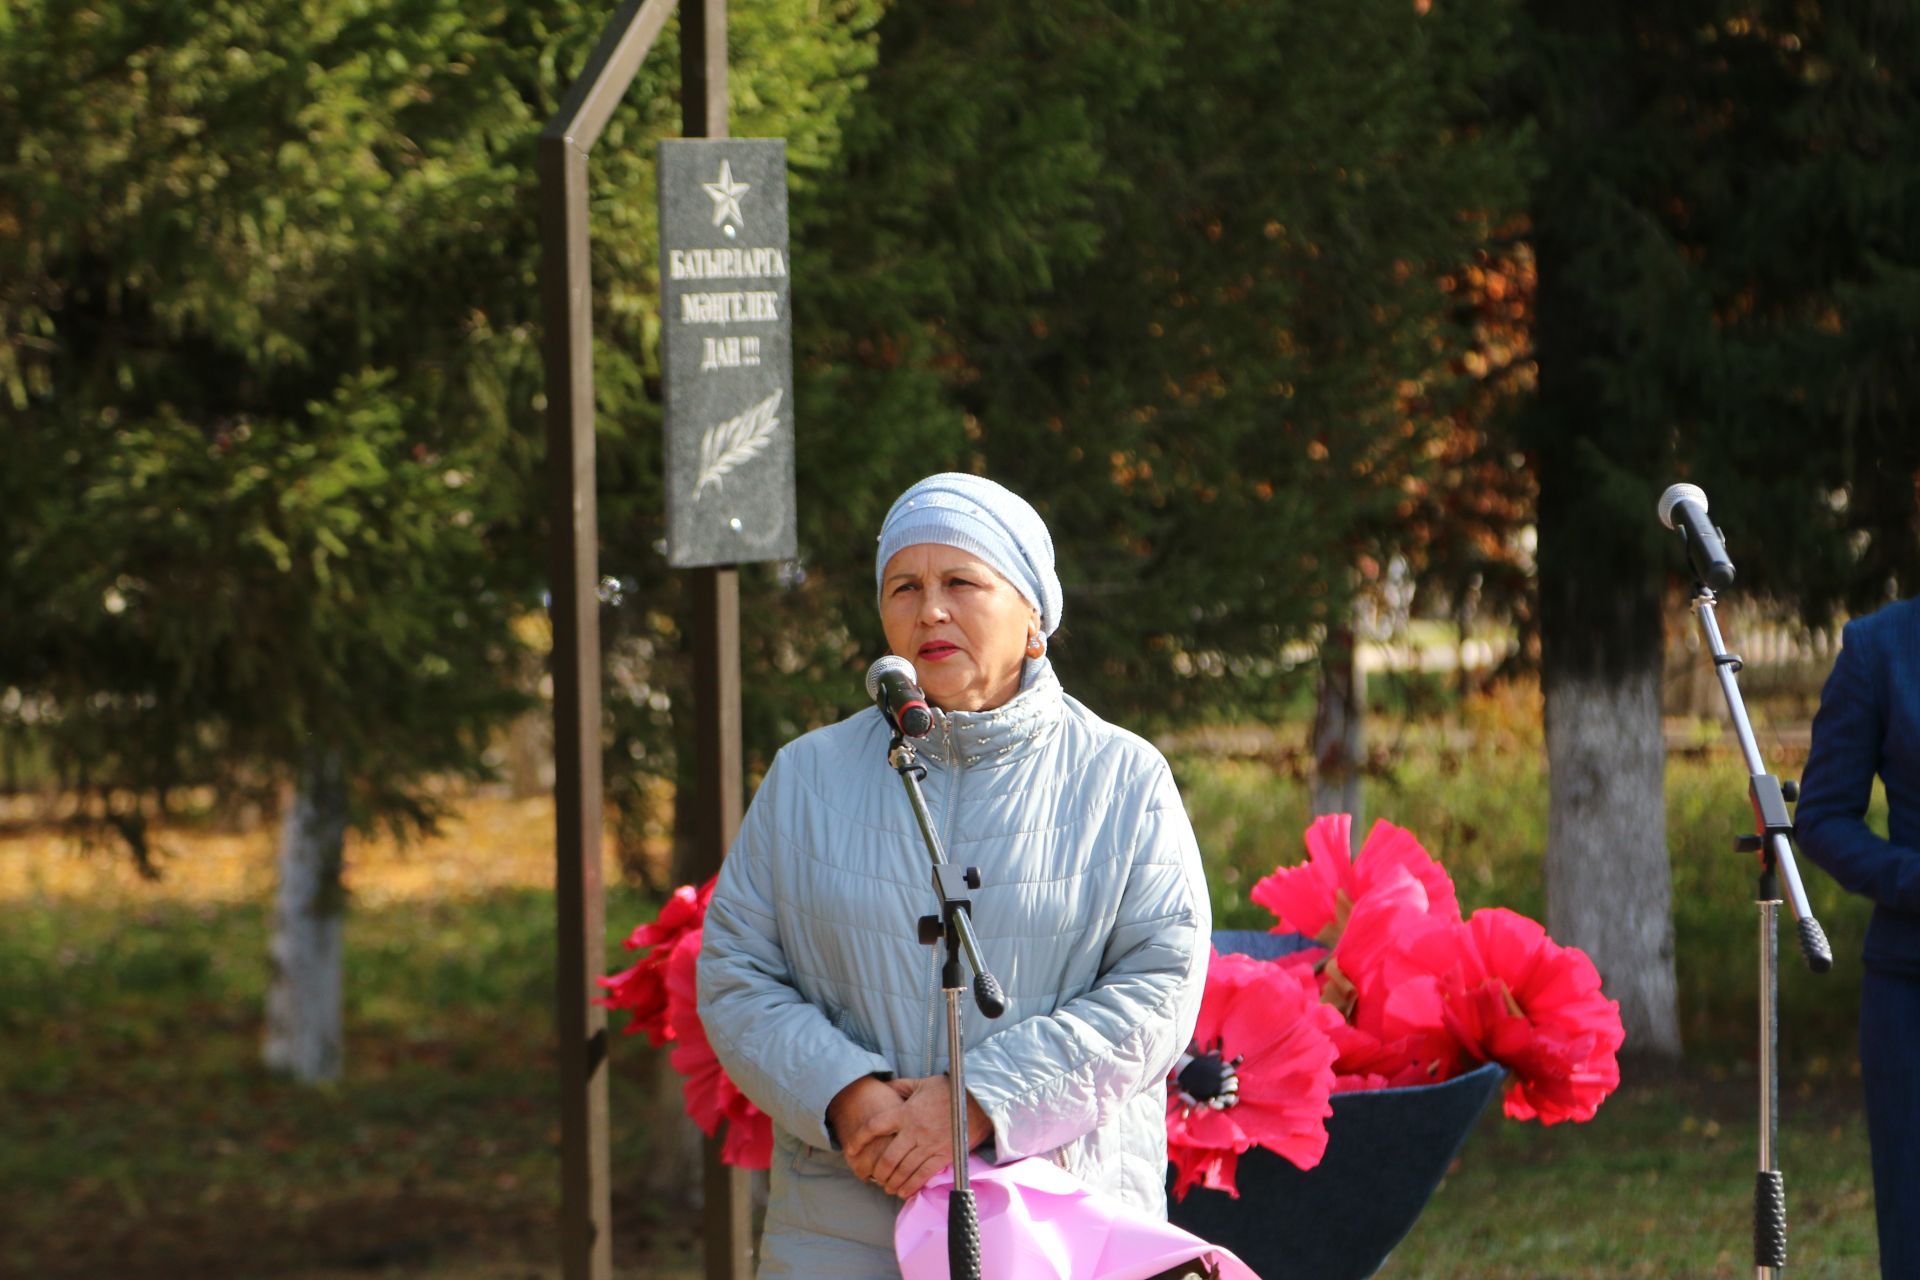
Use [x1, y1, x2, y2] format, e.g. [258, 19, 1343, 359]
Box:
[920, 658, 1063, 769]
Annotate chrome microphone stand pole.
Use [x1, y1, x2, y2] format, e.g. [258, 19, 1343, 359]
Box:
[1685, 585, 1832, 1279]
[885, 724, 1006, 1280]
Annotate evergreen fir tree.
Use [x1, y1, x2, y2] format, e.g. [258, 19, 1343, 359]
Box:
[0, 0, 885, 1078]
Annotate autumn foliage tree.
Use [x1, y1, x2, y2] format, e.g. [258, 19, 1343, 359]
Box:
[798, 0, 1533, 753]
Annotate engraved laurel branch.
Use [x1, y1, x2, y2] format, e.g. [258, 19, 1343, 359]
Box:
[694, 388, 783, 500]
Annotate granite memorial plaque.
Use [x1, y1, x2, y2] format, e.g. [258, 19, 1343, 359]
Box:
[660, 138, 797, 568]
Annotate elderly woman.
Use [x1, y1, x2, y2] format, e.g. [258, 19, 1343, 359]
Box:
[697, 473, 1211, 1277]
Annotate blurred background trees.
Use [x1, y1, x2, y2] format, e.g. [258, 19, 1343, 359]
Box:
[0, 0, 884, 1079]
[1523, 0, 1920, 1057]
[819, 0, 1534, 744]
[0, 0, 556, 1079]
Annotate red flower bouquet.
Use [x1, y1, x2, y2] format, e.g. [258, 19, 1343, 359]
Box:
[598, 876, 771, 1169]
[1167, 815, 1626, 1199]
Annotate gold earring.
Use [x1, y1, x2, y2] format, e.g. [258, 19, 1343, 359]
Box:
[1026, 634, 1045, 659]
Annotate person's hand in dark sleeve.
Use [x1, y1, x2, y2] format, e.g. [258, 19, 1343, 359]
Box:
[1796, 621, 1920, 911]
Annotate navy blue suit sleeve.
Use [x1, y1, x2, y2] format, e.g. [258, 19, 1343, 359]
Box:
[1795, 619, 1920, 911]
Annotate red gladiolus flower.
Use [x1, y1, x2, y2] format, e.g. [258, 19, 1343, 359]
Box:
[1410, 909, 1625, 1125]
[634, 878, 717, 953]
[599, 879, 772, 1168]
[596, 953, 675, 1046]
[596, 878, 716, 1046]
[1167, 950, 1343, 1199]
[1320, 866, 1437, 1004]
[1327, 974, 1464, 1092]
[1251, 814, 1460, 946]
[1168, 1144, 1246, 1201]
[666, 925, 772, 1169]
[1320, 876, 1462, 1089]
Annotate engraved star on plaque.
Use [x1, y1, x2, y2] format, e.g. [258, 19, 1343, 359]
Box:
[703, 159, 750, 230]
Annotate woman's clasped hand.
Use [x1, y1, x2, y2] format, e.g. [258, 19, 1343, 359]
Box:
[832, 1074, 996, 1199]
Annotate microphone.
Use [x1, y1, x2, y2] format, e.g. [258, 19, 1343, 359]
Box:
[865, 656, 933, 738]
[1657, 483, 1736, 591]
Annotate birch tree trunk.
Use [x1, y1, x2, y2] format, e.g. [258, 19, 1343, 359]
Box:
[1531, 434, 1685, 1060]
[1311, 622, 1366, 830]
[1542, 665, 1683, 1057]
[1523, 3, 1687, 1057]
[263, 753, 349, 1082]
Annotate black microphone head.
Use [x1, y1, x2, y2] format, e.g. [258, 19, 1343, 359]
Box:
[1658, 481, 1735, 589]
[897, 702, 934, 737]
[1656, 482, 1707, 531]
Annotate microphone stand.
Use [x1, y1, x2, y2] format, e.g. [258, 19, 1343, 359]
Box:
[884, 718, 1007, 1280]
[1683, 583, 1832, 1280]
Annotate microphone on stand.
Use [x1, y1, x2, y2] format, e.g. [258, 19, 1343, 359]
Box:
[868, 657, 1002, 1280]
[866, 655, 933, 738]
[1658, 477, 1830, 1276]
[1657, 483, 1737, 590]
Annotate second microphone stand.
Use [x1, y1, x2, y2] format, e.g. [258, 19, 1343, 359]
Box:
[885, 721, 1007, 1280]
[1683, 584, 1832, 1280]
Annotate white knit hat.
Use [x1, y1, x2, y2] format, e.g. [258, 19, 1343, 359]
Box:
[875, 473, 1063, 635]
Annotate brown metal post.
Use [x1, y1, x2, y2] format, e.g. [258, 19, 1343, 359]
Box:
[688, 572, 742, 871]
[690, 565, 752, 1279]
[681, 0, 728, 141]
[540, 3, 680, 1279]
[680, 6, 755, 1277]
[542, 134, 613, 1280]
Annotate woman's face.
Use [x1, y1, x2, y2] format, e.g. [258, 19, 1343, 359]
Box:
[880, 543, 1040, 714]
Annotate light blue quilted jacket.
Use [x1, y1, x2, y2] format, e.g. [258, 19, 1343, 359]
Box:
[697, 659, 1211, 1278]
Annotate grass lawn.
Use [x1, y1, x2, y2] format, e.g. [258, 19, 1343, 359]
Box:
[0, 691, 1888, 1278]
[1380, 1065, 1876, 1277]
[0, 799, 705, 1279]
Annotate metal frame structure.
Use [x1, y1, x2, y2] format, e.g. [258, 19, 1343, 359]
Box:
[539, 3, 748, 1277]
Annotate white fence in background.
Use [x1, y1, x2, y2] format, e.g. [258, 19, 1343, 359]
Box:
[1663, 600, 1840, 727]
